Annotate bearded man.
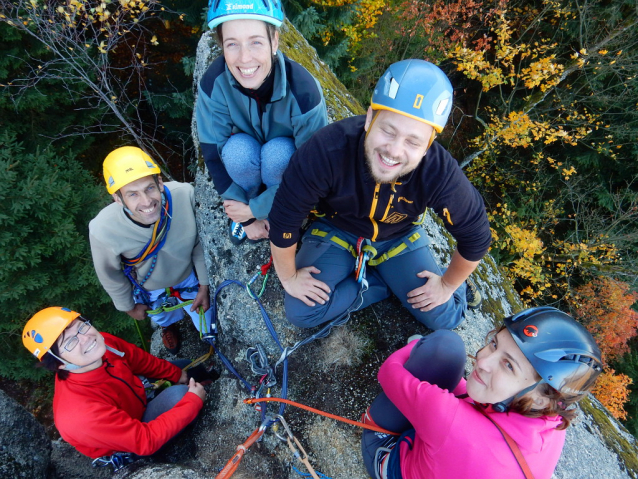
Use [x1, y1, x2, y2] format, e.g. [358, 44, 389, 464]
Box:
[268, 60, 491, 330]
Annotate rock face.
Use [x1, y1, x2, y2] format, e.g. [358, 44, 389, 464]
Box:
[0, 389, 51, 479]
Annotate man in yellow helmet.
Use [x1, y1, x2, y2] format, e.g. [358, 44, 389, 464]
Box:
[89, 147, 211, 354]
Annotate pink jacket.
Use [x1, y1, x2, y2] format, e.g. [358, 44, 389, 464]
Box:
[379, 342, 566, 479]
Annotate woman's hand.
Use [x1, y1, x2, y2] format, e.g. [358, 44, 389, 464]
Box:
[223, 200, 253, 223]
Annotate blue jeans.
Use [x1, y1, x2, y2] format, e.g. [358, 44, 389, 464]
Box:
[284, 220, 468, 330]
[222, 133, 295, 199]
[361, 330, 466, 478]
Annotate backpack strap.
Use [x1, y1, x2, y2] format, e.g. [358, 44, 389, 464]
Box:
[471, 403, 535, 479]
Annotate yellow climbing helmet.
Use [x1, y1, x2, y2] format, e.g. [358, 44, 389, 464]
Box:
[22, 307, 80, 360]
[103, 146, 161, 194]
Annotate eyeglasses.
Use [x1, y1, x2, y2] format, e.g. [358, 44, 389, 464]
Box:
[62, 320, 92, 352]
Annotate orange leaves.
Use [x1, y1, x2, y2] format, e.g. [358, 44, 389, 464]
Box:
[591, 369, 633, 421]
[571, 277, 638, 363]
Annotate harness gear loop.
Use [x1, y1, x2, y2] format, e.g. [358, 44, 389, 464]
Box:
[308, 228, 420, 268]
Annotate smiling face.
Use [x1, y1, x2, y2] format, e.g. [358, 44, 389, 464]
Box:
[113, 175, 164, 225]
[466, 329, 544, 405]
[56, 320, 106, 373]
[363, 108, 435, 184]
[221, 19, 278, 90]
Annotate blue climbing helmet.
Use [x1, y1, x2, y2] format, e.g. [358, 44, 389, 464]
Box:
[207, 0, 285, 29]
[504, 306, 603, 393]
[371, 59, 453, 133]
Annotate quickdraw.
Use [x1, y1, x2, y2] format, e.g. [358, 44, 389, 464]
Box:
[246, 255, 273, 299]
[272, 414, 321, 479]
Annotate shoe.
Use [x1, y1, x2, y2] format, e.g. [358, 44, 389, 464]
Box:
[466, 277, 482, 310]
[229, 221, 247, 245]
[187, 364, 220, 386]
[406, 334, 424, 345]
[161, 324, 180, 354]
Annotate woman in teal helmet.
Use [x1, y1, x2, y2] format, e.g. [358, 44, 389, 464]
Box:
[196, 0, 328, 244]
[361, 307, 603, 479]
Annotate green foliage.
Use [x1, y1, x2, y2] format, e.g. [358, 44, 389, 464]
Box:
[0, 131, 135, 380]
[613, 339, 638, 437]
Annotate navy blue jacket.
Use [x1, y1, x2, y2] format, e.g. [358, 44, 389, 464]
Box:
[269, 116, 491, 261]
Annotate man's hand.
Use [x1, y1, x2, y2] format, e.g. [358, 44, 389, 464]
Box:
[187, 377, 206, 401]
[190, 284, 210, 313]
[244, 219, 270, 240]
[281, 266, 331, 307]
[126, 303, 149, 321]
[223, 200, 253, 223]
[406, 271, 455, 312]
[178, 370, 189, 385]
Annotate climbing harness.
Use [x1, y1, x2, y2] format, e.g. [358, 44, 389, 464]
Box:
[92, 452, 138, 472]
[308, 227, 422, 268]
[245, 397, 396, 435]
[215, 420, 269, 479]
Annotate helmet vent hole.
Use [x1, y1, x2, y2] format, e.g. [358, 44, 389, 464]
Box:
[388, 78, 399, 99]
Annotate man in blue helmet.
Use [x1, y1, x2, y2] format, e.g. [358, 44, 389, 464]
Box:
[268, 60, 491, 330]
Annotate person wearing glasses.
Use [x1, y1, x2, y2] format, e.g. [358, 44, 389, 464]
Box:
[22, 307, 209, 466]
[360, 307, 603, 479]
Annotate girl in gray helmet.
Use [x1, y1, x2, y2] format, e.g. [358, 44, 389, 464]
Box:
[361, 307, 603, 479]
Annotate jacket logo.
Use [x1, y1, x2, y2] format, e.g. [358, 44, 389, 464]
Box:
[380, 212, 408, 224]
[398, 197, 413, 204]
[523, 325, 538, 338]
[413, 94, 424, 109]
[283, 233, 292, 239]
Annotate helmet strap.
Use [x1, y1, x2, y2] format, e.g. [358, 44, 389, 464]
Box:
[492, 380, 544, 413]
[47, 350, 83, 371]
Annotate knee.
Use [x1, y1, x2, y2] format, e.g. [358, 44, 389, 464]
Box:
[414, 330, 466, 364]
[284, 294, 330, 328]
[222, 134, 261, 167]
[412, 305, 465, 331]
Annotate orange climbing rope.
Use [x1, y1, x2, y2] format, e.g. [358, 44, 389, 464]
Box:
[215, 426, 266, 479]
[244, 397, 397, 435]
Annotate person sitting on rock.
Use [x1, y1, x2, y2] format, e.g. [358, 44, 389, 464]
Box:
[269, 59, 491, 331]
[22, 307, 212, 466]
[89, 146, 211, 354]
[196, 0, 328, 245]
[360, 307, 603, 479]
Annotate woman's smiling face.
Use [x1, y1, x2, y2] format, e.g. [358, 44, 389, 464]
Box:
[222, 19, 278, 90]
[466, 329, 541, 405]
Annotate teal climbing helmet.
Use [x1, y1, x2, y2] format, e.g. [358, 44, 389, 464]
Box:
[371, 59, 453, 133]
[207, 0, 285, 29]
[504, 307, 603, 393]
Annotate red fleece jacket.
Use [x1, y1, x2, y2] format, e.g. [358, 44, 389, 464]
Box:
[53, 333, 203, 458]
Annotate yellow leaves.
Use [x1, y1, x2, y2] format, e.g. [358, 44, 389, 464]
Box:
[598, 49, 608, 55]
[98, 40, 107, 54]
[150, 35, 158, 46]
[562, 166, 576, 180]
[592, 371, 633, 421]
